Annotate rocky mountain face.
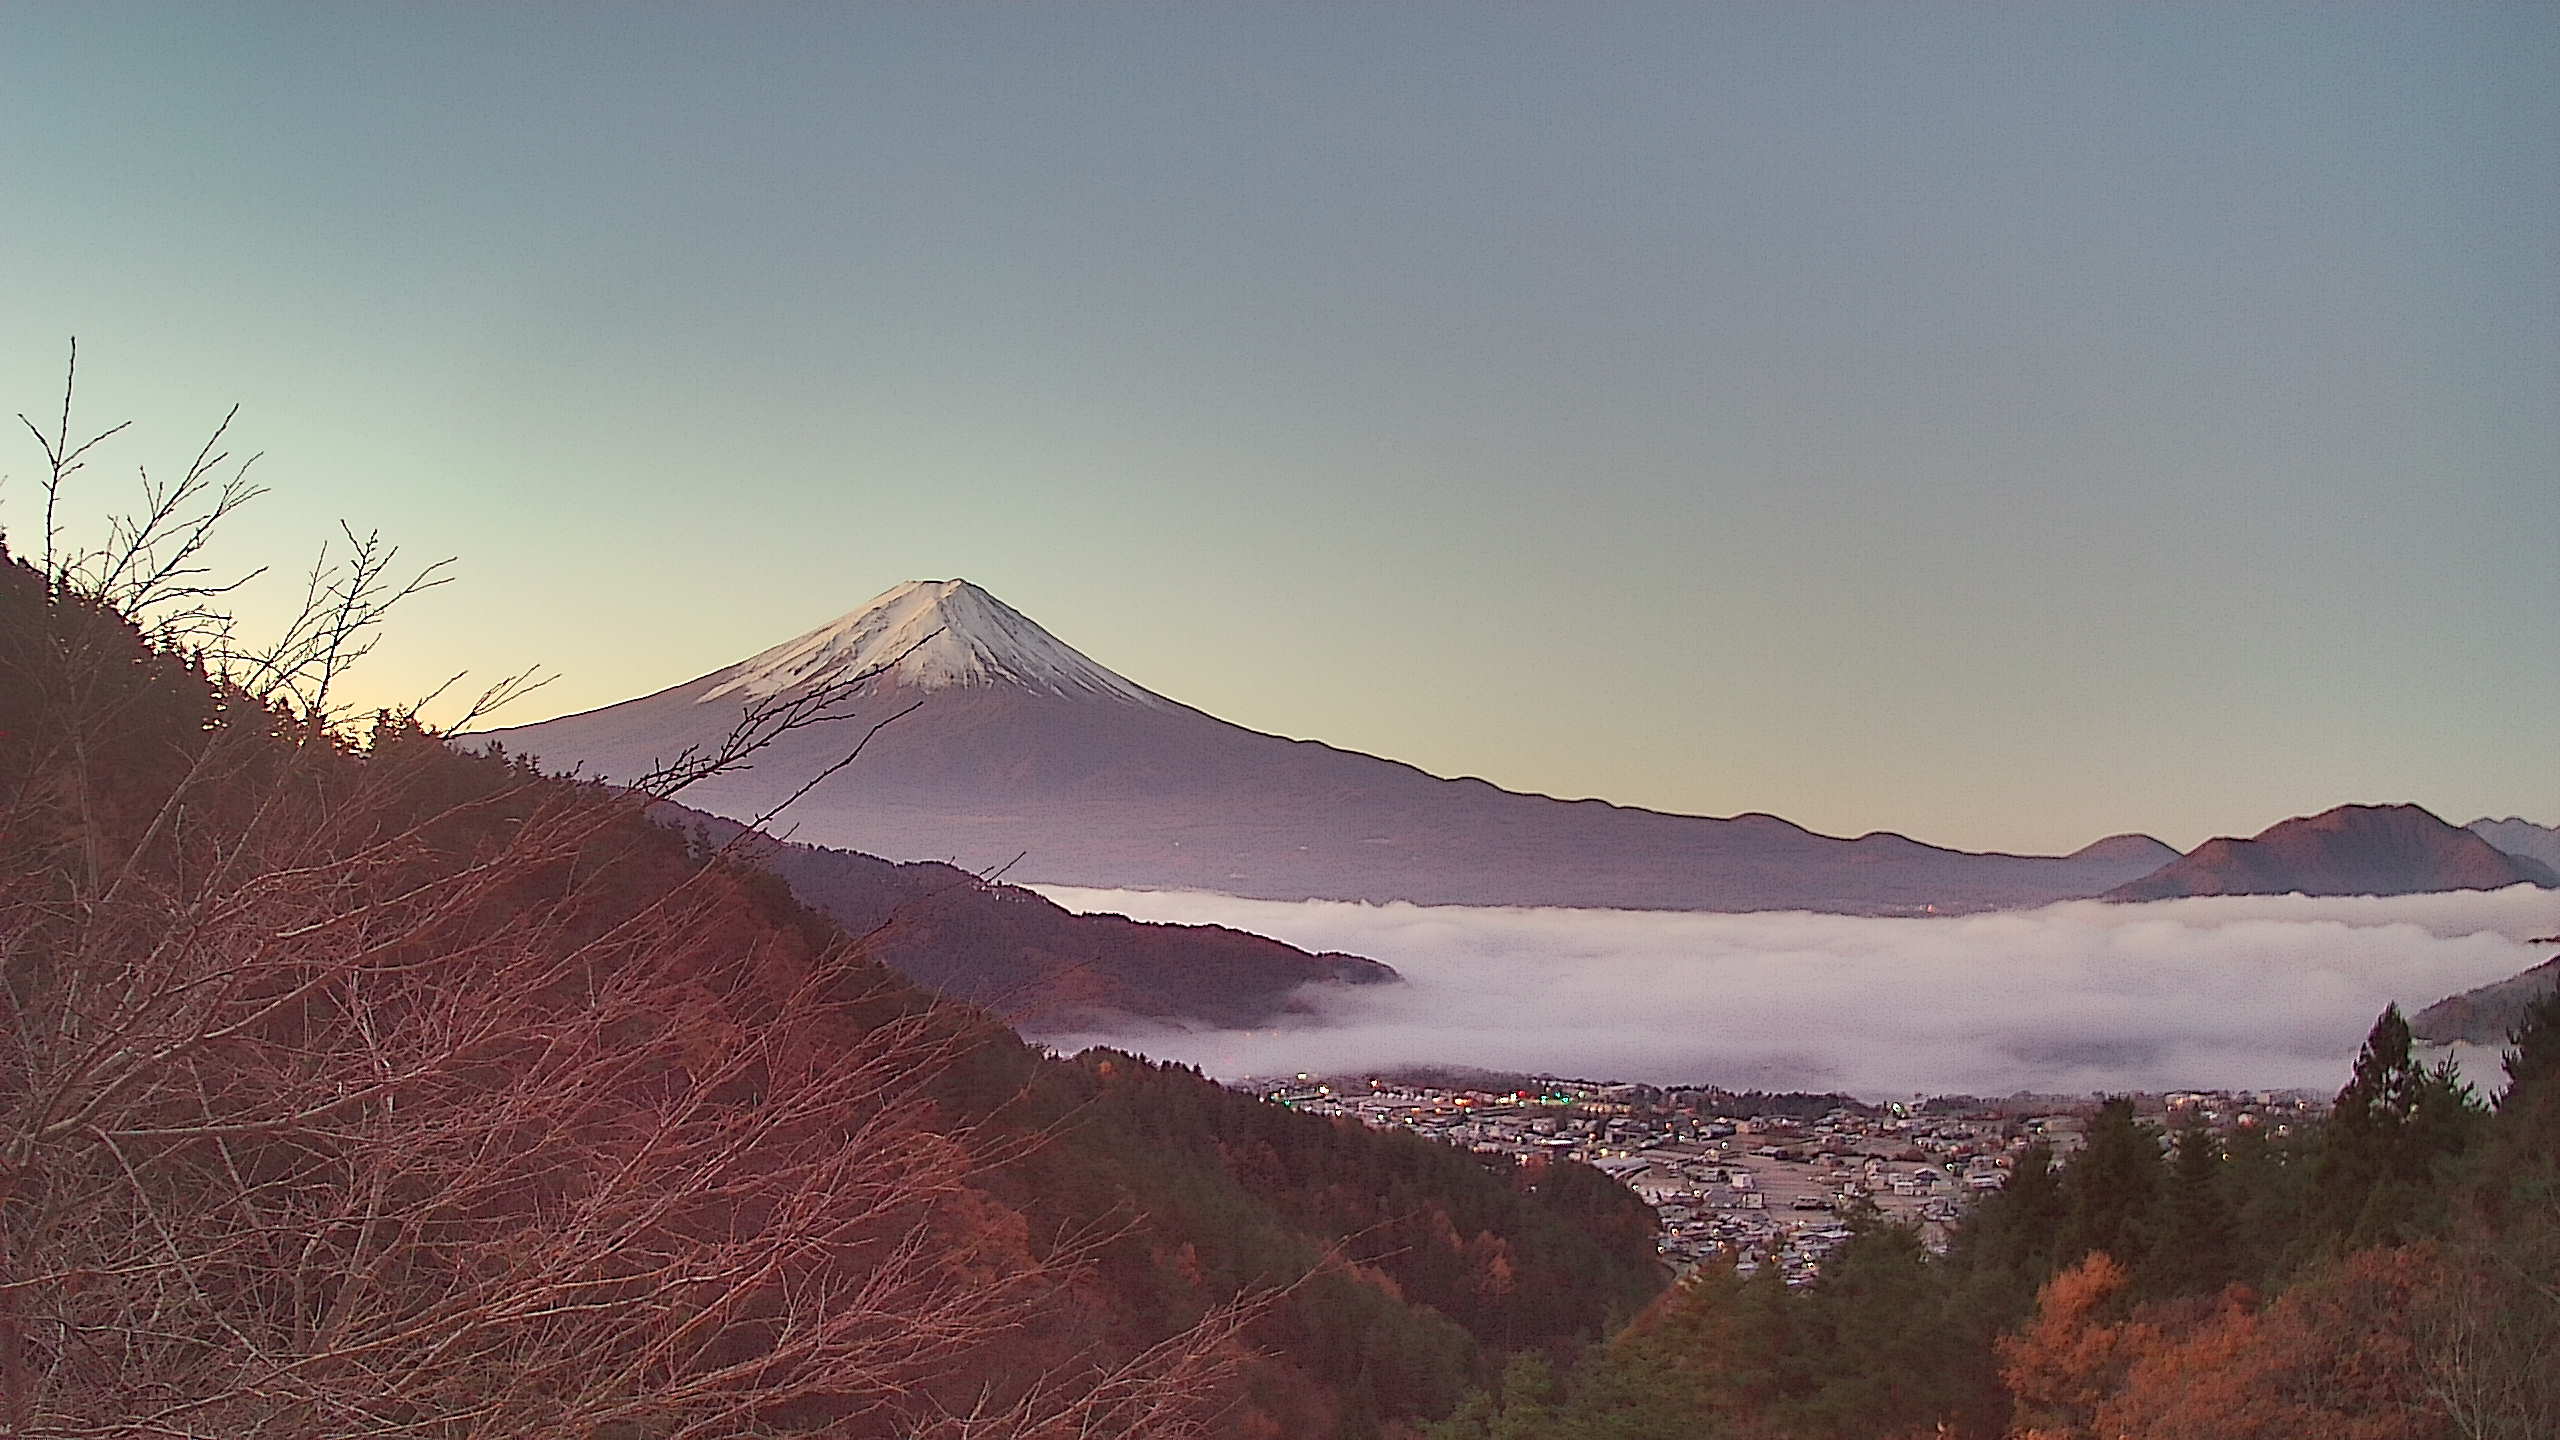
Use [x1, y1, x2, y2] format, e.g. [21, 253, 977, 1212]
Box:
[482, 580, 2176, 913]
[2106, 803, 2560, 902]
[660, 804, 1395, 1031]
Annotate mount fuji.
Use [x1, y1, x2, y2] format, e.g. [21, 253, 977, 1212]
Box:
[479, 580, 2178, 913]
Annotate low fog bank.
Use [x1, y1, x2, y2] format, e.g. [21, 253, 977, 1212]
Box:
[1031, 885, 2556, 1099]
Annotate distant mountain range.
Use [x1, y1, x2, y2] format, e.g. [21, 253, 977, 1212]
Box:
[2470, 816, 2560, 874]
[480, 579, 2547, 916]
[2104, 803, 2559, 902]
[660, 804, 1395, 1031]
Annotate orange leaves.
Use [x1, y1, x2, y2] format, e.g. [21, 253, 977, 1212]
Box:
[1466, 1231, 1519, 1303]
[2105, 1247, 2445, 1440]
[1999, 1252, 2144, 1439]
[2000, 1248, 2452, 1440]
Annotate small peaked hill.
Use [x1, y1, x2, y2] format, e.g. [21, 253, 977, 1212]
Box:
[2471, 816, 2560, 874]
[483, 579, 2175, 914]
[2068, 833, 2182, 868]
[659, 804, 1396, 1030]
[2412, 953, 2560, 1047]
[2106, 803, 2560, 902]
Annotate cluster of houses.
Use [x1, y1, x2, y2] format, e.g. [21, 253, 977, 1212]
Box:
[1239, 1074, 2323, 1285]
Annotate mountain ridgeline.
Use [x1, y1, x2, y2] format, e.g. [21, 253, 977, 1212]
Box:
[484, 581, 2181, 914]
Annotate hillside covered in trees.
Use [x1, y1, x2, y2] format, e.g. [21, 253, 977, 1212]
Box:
[0, 505, 1663, 1437]
[1432, 990, 2560, 1440]
[642, 804, 1401, 1031]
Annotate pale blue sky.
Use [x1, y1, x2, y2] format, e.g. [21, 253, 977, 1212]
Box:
[3, 4, 2552, 852]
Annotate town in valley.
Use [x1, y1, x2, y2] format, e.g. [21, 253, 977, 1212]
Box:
[1242, 1072, 2328, 1285]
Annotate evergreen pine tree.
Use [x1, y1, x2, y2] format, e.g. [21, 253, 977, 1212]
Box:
[2217, 1118, 2311, 1286]
[2498, 968, 2560, 1121]
[2141, 1119, 2234, 1298]
[2333, 1004, 2423, 1135]
[2060, 1098, 2162, 1265]
[2317, 1003, 2480, 1248]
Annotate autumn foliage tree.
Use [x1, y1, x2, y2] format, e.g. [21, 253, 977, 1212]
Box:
[2000, 1247, 2450, 1440]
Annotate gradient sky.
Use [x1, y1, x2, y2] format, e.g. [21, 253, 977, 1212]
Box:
[3, 5, 2552, 854]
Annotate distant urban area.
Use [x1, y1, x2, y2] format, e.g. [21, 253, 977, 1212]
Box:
[1239, 1072, 2329, 1286]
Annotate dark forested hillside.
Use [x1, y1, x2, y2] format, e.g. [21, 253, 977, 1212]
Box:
[647, 804, 1399, 1030]
[2413, 955, 2560, 1047]
[0, 537, 1661, 1438]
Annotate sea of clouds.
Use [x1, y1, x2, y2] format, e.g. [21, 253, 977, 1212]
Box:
[1031, 885, 2557, 1099]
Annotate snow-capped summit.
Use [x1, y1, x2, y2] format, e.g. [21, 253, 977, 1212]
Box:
[701, 579, 1166, 708]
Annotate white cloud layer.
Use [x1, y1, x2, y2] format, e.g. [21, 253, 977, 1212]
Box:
[1031, 885, 2558, 1099]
